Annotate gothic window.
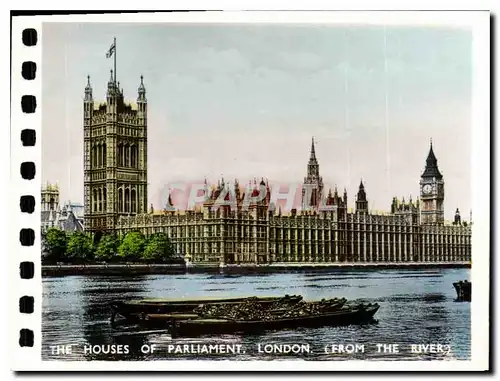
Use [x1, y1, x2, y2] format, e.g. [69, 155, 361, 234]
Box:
[98, 143, 102, 167]
[92, 145, 97, 168]
[93, 189, 97, 212]
[131, 188, 137, 213]
[125, 143, 130, 167]
[125, 188, 130, 213]
[102, 143, 107, 167]
[131, 145, 137, 168]
[98, 188, 102, 212]
[103, 187, 107, 212]
[118, 188, 123, 213]
[117, 143, 123, 166]
[100, 143, 104, 167]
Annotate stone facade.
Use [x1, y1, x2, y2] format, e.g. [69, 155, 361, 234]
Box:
[115, 185, 471, 266]
[84, 75, 471, 266]
[83, 72, 148, 233]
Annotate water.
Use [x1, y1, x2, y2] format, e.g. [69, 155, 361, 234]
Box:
[42, 268, 470, 361]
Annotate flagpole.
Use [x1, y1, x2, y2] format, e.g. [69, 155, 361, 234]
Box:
[114, 37, 117, 86]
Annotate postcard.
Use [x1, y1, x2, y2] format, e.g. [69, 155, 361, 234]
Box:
[10, 10, 490, 371]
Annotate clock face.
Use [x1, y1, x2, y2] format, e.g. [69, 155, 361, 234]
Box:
[423, 184, 432, 195]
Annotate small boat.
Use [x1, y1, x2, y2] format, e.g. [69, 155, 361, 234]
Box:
[110, 295, 303, 323]
[170, 303, 380, 338]
[453, 280, 471, 302]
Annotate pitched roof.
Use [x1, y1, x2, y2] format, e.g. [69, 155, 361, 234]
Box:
[58, 211, 84, 232]
[422, 143, 443, 179]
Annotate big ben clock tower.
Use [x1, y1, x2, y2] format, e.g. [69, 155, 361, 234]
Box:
[419, 140, 444, 225]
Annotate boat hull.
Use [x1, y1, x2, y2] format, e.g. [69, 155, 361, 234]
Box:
[170, 305, 380, 338]
[110, 295, 303, 322]
[133, 299, 347, 327]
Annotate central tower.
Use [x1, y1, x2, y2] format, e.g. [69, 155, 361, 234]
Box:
[83, 72, 148, 233]
[302, 137, 324, 210]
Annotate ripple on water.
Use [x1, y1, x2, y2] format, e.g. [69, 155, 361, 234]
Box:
[42, 268, 471, 361]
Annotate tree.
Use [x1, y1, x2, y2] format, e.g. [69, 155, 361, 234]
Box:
[118, 231, 145, 262]
[143, 232, 175, 263]
[66, 231, 94, 263]
[95, 233, 119, 262]
[43, 228, 67, 263]
[93, 230, 104, 245]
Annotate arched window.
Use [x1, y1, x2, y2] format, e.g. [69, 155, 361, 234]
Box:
[118, 143, 123, 166]
[125, 188, 130, 213]
[93, 189, 97, 212]
[103, 187, 107, 213]
[131, 145, 137, 168]
[135, 145, 139, 168]
[97, 143, 100, 167]
[100, 143, 104, 167]
[98, 188, 102, 212]
[125, 144, 130, 167]
[103, 143, 107, 167]
[118, 188, 123, 213]
[92, 145, 97, 168]
[131, 188, 136, 213]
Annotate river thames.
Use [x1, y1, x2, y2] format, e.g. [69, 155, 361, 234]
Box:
[42, 268, 470, 361]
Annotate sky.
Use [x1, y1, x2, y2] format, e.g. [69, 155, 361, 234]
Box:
[42, 22, 472, 220]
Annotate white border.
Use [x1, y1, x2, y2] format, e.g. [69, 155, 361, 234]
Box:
[10, 10, 490, 372]
[10, 16, 43, 371]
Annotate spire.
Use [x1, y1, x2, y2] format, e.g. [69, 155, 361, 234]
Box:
[139, 74, 145, 90]
[357, 180, 366, 201]
[84, 75, 93, 101]
[356, 180, 368, 212]
[138, 74, 147, 102]
[305, 136, 320, 181]
[107, 69, 117, 95]
[307, 136, 318, 168]
[422, 139, 443, 179]
[310, 137, 317, 161]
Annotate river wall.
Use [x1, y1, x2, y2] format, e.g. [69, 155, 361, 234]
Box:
[42, 261, 471, 277]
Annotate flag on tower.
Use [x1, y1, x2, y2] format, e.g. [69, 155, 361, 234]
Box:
[106, 41, 116, 58]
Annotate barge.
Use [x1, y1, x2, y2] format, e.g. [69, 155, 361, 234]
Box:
[170, 303, 380, 338]
[110, 294, 302, 323]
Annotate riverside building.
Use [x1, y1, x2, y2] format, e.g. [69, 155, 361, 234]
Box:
[82, 75, 471, 266]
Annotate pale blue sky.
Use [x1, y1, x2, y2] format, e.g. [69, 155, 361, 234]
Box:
[42, 22, 472, 220]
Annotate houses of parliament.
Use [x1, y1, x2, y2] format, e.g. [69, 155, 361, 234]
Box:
[43, 71, 472, 265]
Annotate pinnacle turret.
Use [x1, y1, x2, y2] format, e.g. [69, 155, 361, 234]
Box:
[107, 69, 118, 95]
[138, 74, 147, 102]
[84, 75, 93, 101]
